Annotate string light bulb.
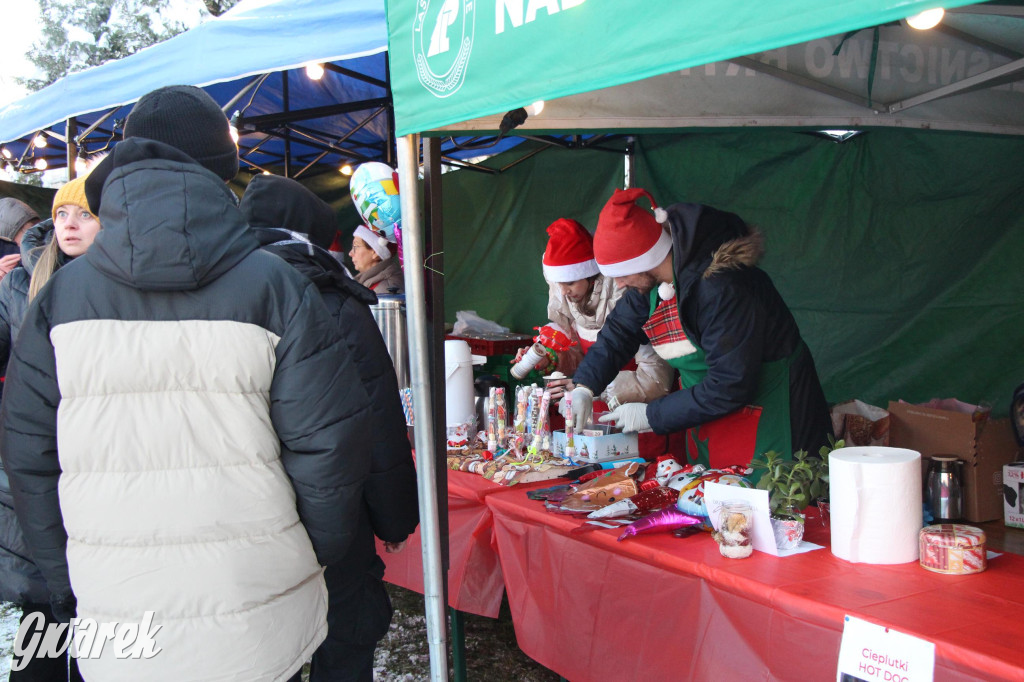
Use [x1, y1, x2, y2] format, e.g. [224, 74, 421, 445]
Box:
[33, 134, 48, 148]
[34, 158, 48, 170]
[305, 62, 325, 81]
[905, 8, 944, 30]
[74, 157, 88, 175]
[229, 125, 240, 143]
[1, 147, 11, 159]
[530, 100, 545, 116]
[339, 164, 353, 175]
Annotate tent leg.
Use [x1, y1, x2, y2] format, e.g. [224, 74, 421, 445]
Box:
[624, 135, 635, 189]
[397, 133, 449, 682]
[450, 607, 467, 682]
[67, 117, 78, 181]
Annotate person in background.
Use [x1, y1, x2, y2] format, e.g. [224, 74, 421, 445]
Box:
[0, 180, 95, 681]
[0, 198, 39, 282]
[240, 174, 419, 682]
[568, 188, 831, 468]
[349, 223, 403, 293]
[1, 85, 371, 682]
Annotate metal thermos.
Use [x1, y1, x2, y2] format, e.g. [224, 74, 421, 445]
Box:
[369, 294, 410, 390]
[926, 456, 964, 523]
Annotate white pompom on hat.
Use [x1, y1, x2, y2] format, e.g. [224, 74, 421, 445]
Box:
[354, 224, 393, 261]
[541, 218, 601, 283]
[594, 187, 672, 278]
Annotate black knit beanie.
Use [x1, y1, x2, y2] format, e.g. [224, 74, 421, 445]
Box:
[124, 85, 239, 181]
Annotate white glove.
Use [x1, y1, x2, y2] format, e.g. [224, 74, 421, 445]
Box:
[560, 385, 594, 432]
[599, 403, 651, 433]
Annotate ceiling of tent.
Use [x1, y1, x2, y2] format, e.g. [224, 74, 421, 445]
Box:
[385, 0, 1024, 137]
[429, 4, 1024, 137]
[0, 0, 520, 181]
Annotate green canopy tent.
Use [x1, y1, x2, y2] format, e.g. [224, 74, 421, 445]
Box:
[385, 2, 1024, 679]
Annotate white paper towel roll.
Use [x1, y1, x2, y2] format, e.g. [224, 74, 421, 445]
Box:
[444, 340, 475, 427]
[829, 446, 922, 564]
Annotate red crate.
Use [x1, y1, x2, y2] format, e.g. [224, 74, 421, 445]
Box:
[445, 332, 533, 356]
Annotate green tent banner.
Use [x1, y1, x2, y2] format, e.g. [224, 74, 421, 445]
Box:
[387, 0, 979, 136]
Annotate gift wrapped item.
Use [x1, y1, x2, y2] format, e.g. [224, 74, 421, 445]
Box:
[919, 524, 987, 575]
[587, 486, 679, 519]
[557, 469, 638, 513]
[831, 399, 890, 446]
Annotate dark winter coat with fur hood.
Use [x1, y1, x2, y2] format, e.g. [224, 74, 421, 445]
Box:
[574, 202, 831, 454]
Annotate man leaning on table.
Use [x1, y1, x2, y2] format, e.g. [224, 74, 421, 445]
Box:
[564, 188, 831, 467]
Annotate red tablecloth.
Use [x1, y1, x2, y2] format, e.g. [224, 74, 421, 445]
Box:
[378, 470, 550, 618]
[486, 489, 1024, 681]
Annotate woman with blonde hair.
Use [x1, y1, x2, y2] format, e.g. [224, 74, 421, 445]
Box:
[0, 175, 97, 681]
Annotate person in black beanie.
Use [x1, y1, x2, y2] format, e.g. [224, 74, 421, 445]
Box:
[240, 174, 419, 682]
[123, 84, 239, 182]
[2, 84, 372, 682]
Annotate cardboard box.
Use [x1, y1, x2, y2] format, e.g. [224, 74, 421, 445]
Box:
[888, 401, 1022, 522]
[551, 430, 639, 464]
[1004, 463, 1024, 529]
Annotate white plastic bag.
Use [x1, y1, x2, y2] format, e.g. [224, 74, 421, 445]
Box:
[452, 310, 509, 335]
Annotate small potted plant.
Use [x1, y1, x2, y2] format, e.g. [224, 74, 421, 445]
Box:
[751, 440, 838, 550]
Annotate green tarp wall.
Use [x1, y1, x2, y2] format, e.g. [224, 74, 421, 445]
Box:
[437, 129, 1024, 415]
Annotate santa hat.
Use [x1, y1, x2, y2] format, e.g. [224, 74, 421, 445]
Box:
[354, 223, 393, 261]
[542, 218, 600, 283]
[594, 188, 671, 278]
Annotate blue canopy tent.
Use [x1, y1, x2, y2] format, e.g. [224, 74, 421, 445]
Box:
[0, 0, 520, 180]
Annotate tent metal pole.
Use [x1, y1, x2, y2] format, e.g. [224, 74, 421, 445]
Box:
[220, 74, 267, 115]
[397, 133, 449, 682]
[624, 136, 635, 189]
[283, 71, 291, 178]
[66, 118, 78, 181]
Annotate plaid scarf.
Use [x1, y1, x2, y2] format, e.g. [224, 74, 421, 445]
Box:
[643, 296, 697, 360]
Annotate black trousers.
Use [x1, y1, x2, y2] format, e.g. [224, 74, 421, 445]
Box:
[308, 560, 394, 682]
[10, 603, 83, 682]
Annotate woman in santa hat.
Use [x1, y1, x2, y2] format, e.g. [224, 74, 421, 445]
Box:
[513, 218, 676, 454]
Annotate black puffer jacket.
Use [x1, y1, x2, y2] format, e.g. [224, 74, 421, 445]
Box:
[0, 139, 372, 679]
[574, 202, 831, 454]
[240, 174, 418, 565]
[0, 219, 59, 605]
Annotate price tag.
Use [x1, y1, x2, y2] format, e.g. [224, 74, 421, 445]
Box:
[836, 615, 934, 682]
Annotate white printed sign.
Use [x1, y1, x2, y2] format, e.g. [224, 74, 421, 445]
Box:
[836, 615, 934, 682]
[703, 482, 823, 557]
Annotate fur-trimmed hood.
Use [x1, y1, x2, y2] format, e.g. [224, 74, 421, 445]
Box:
[665, 202, 763, 297]
[703, 228, 764, 279]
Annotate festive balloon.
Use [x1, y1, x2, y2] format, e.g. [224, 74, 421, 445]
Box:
[617, 507, 703, 541]
[349, 161, 402, 242]
[675, 467, 753, 526]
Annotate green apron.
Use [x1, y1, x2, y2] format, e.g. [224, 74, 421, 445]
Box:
[647, 289, 797, 468]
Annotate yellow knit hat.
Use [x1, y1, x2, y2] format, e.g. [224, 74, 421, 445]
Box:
[51, 177, 92, 222]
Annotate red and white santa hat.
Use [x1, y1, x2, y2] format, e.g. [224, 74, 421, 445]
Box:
[594, 188, 671, 277]
[542, 218, 601, 283]
[354, 223, 393, 261]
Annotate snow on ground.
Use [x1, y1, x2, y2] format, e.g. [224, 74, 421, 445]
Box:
[0, 601, 18, 680]
[2, 586, 557, 682]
